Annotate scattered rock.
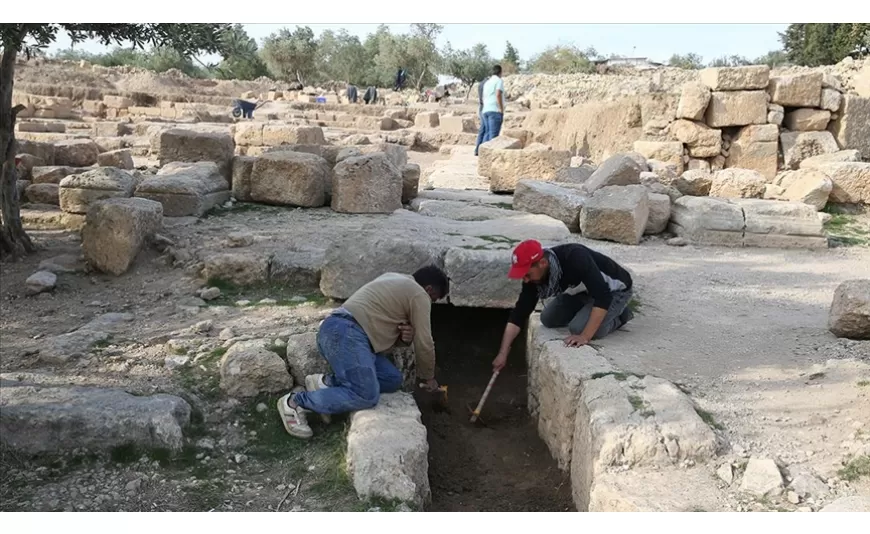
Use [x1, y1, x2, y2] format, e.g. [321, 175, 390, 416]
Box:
[829, 280, 870, 340]
[584, 154, 643, 193]
[82, 198, 163, 276]
[284, 333, 330, 384]
[738, 457, 784, 497]
[787, 491, 800, 504]
[578, 185, 650, 245]
[666, 237, 688, 247]
[199, 287, 221, 301]
[25, 271, 57, 295]
[0, 379, 190, 454]
[219, 340, 293, 398]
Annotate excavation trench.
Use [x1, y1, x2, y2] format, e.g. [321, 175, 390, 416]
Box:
[417, 305, 575, 512]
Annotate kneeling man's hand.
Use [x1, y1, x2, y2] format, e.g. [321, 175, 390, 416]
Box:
[563, 334, 590, 347]
[398, 323, 414, 343]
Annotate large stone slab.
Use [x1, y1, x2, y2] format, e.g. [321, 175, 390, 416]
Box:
[585, 154, 643, 194]
[799, 150, 861, 169]
[410, 199, 518, 221]
[82, 197, 163, 275]
[829, 279, 870, 340]
[219, 340, 293, 398]
[59, 167, 137, 214]
[250, 152, 329, 208]
[347, 393, 430, 508]
[733, 198, 824, 238]
[488, 147, 571, 193]
[673, 170, 712, 196]
[773, 169, 833, 210]
[527, 323, 615, 469]
[319, 210, 570, 299]
[152, 129, 235, 175]
[0, 379, 191, 455]
[768, 73, 822, 108]
[725, 124, 780, 180]
[700, 65, 770, 91]
[24, 183, 59, 205]
[828, 95, 870, 160]
[402, 163, 421, 203]
[262, 124, 325, 146]
[784, 108, 831, 132]
[709, 169, 767, 199]
[572, 373, 721, 510]
[332, 153, 402, 213]
[513, 180, 587, 231]
[578, 185, 649, 245]
[442, 247, 521, 308]
[54, 139, 99, 167]
[667, 120, 721, 158]
[136, 161, 230, 217]
[645, 193, 671, 235]
[32, 165, 88, 184]
[37, 313, 134, 364]
[705, 91, 769, 128]
[320, 236, 445, 300]
[676, 82, 711, 120]
[477, 136, 522, 177]
[809, 162, 870, 204]
[669, 196, 745, 246]
[231, 155, 257, 202]
[780, 131, 841, 170]
[355, 143, 409, 170]
[632, 141, 684, 174]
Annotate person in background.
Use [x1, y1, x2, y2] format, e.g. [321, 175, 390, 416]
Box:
[473, 76, 488, 156]
[478, 65, 505, 150]
[346, 84, 358, 104]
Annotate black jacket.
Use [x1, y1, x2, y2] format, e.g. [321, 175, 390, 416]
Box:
[508, 243, 633, 327]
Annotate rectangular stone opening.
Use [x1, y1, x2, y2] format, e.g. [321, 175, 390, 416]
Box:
[419, 304, 575, 511]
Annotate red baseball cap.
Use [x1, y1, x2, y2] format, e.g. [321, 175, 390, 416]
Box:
[508, 240, 544, 279]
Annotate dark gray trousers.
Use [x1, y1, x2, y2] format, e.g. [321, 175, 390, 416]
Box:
[539, 289, 633, 338]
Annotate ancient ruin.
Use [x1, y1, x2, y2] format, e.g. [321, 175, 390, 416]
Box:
[1, 53, 869, 513]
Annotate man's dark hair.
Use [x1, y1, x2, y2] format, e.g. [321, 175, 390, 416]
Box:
[492, 64, 502, 76]
[413, 265, 449, 298]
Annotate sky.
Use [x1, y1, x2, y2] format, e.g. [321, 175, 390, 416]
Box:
[47, 23, 789, 65]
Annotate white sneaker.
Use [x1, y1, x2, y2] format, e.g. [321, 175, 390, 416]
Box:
[304, 374, 332, 424]
[276, 393, 313, 439]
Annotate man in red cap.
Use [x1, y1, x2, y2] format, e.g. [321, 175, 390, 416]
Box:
[493, 240, 634, 371]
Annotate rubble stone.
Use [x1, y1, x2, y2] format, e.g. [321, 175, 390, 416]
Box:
[220, 340, 293, 398]
[332, 153, 403, 213]
[82, 198, 163, 275]
[250, 152, 329, 208]
[578, 185, 649, 245]
[59, 167, 137, 214]
[829, 279, 870, 340]
[768, 73, 823, 108]
[705, 91, 769, 128]
[513, 180, 587, 231]
[709, 169, 767, 199]
[780, 131, 841, 170]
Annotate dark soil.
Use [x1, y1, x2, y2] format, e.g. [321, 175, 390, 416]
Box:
[418, 305, 575, 512]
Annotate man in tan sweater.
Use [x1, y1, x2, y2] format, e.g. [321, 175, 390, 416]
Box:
[277, 266, 449, 439]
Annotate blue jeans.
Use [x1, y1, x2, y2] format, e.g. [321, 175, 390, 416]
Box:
[483, 112, 503, 144]
[474, 111, 488, 156]
[293, 311, 403, 415]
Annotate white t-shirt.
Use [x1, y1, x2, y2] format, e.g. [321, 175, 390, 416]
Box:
[481, 75, 505, 114]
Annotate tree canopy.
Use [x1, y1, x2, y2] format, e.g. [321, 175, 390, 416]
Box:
[0, 23, 228, 258]
[780, 23, 870, 66]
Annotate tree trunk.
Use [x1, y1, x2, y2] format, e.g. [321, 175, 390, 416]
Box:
[0, 45, 35, 259]
[415, 66, 427, 92]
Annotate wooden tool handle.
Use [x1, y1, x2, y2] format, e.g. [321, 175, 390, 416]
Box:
[470, 370, 500, 423]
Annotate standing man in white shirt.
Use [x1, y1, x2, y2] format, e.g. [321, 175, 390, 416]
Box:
[474, 65, 505, 155]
